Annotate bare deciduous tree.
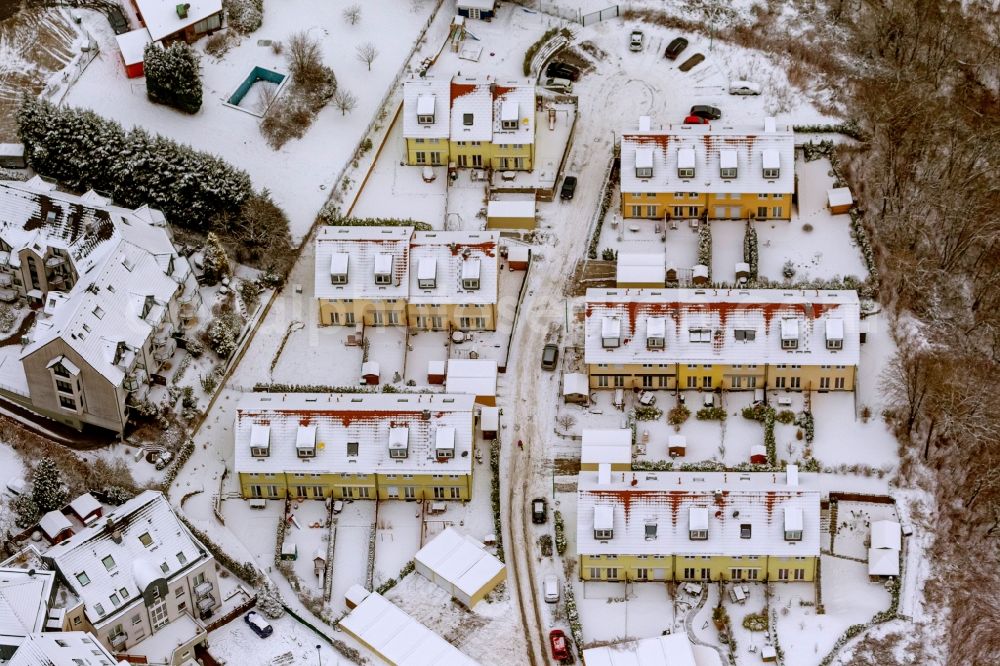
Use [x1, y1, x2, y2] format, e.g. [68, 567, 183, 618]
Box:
[356, 42, 379, 71]
[555, 414, 576, 431]
[342, 4, 361, 25]
[333, 89, 357, 116]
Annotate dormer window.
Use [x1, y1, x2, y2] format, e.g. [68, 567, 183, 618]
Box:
[388, 426, 409, 459]
[296, 425, 317, 458]
[461, 258, 481, 290]
[644, 522, 657, 540]
[635, 148, 653, 179]
[762, 149, 780, 179]
[330, 253, 349, 285]
[416, 94, 435, 125]
[500, 100, 518, 130]
[780, 319, 799, 349]
[417, 258, 436, 289]
[646, 317, 665, 349]
[689, 507, 708, 540]
[677, 147, 695, 179]
[601, 316, 621, 348]
[720, 149, 737, 179]
[825, 319, 844, 350]
[435, 426, 456, 459]
[374, 253, 394, 285]
[250, 425, 270, 457]
[740, 523, 752, 539]
[594, 505, 613, 540]
[784, 507, 803, 541]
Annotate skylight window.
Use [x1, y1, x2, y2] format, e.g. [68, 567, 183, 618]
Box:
[76, 572, 91, 587]
[138, 532, 152, 547]
[102, 555, 116, 571]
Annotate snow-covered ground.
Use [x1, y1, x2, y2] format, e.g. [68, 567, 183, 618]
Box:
[328, 501, 374, 614]
[372, 500, 422, 589]
[66, 0, 439, 241]
[832, 501, 900, 560]
[207, 611, 351, 666]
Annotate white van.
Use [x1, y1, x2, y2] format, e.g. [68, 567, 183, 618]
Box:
[729, 80, 762, 95]
[543, 574, 560, 603]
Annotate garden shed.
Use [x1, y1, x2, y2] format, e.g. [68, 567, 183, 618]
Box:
[750, 445, 767, 464]
[668, 434, 687, 457]
[563, 372, 589, 404]
[735, 262, 751, 283]
[115, 27, 151, 79]
[0, 143, 26, 169]
[506, 245, 530, 270]
[39, 510, 74, 544]
[445, 359, 498, 405]
[827, 187, 853, 214]
[414, 527, 505, 608]
[69, 492, 103, 525]
[692, 264, 709, 286]
[427, 360, 446, 385]
[280, 541, 298, 561]
[480, 406, 499, 439]
[486, 200, 535, 230]
[361, 361, 380, 385]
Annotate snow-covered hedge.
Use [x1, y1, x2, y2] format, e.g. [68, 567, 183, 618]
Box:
[586, 159, 619, 259]
[252, 382, 373, 393]
[696, 406, 726, 421]
[743, 222, 758, 280]
[563, 582, 584, 654]
[178, 515, 262, 586]
[375, 560, 415, 595]
[554, 510, 567, 555]
[489, 439, 505, 562]
[667, 404, 691, 427]
[794, 411, 815, 444]
[144, 42, 202, 114]
[633, 405, 663, 421]
[697, 222, 712, 275]
[792, 120, 866, 141]
[318, 205, 432, 230]
[522, 27, 573, 76]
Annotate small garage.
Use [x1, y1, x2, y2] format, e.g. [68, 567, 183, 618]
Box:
[39, 510, 74, 544]
[487, 199, 535, 230]
[69, 492, 103, 526]
[480, 406, 499, 439]
[563, 372, 589, 405]
[115, 28, 152, 79]
[0, 143, 26, 169]
[668, 434, 687, 457]
[750, 444, 767, 465]
[506, 244, 531, 270]
[427, 360, 446, 385]
[361, 361, 380, 385]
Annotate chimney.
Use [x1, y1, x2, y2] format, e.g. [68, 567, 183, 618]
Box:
[106, 517, 122, 544]
[177, 3, 190, 19]
[421, 409, 431, 420]
[28, 568, 36, 577]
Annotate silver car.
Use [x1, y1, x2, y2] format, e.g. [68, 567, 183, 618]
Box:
[543, 77, 573, 93]
[630, 30, 644, 51]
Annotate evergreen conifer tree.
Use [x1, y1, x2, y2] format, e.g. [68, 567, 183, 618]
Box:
[145, 42, 203, 114]
[31, 457, 67, 515]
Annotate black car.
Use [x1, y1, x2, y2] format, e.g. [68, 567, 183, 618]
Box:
[690, 105, 722, 120]
[664, 37, 689, 60]
[106, 5, 129, 35]
[532, 498, 548, 524]
[559, 176, 577, 201]
[545, 61, 580, 82]
[541, 343, 559, 370]
[244, 611, 273, 638]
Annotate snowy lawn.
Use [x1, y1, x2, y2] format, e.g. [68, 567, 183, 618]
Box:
[328, 500, 375, 613]
[373, 500, 422, 589]
[221, 493, 283, 574]
[772, 556, 890, 666]
[757, 155, 868, 284]
[67, 0, 439, 241]
[270, 325, 363, 388]
[445, 174, 489, 231]
[284, 499, 331, 593]
[364, 326, 407, 386]
[207, 611, 350, 666]
[576, 580, 675, 644]
[710, 220, 747, 285]
[403, 330, 449, 388]
[832, 501, 900, 560]
[723, 582, 772, 664]
[810, 393, 897, 471]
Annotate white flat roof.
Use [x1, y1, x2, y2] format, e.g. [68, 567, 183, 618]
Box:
[445, 359, 497, 397]
[415, 528, 504, 599]
[602, 316, 621, 339]
[487, 200, 535, 219]
[417, 257, 436, 281]
[581, 429, 631, 465]
[115, 28, 152, 66]
[583, 634, 699, 666]
[868, 548, 899, 576]
[563, 372, 588, 396]
[871, 520, 901, 550]
[480, 406, 499, 430]
[827, 187, 853, 207]
[458, 0, 495, 9]
[784, 507, 803, 532]
[826, 318, 844, 340]
[617, 252, 665, 286]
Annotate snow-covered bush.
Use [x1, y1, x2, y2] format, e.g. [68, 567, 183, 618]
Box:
[489, 439, 505, 562]
[206, 311, 243, 358]
[144, 42, 203, 114]
[13, 495, 39, 529]
[554, 510, 567, 555]
[539, 534, 553, 557]
[0, 304, 15, 333]
[743, 222, 758, 279]
[102, 486, 132, 505]
[201, 232, 231, 285]
[775, 409, 795, 424]
[634, 405, 662, 421]
[667, 404, 691, 427]
[224, 0, 263, 33]
[795, 411, 815, 443]
[697, 222, 712, 273]
[696, 405, 726, 421]
[32, 457, 67, 514]
[742, 611, 769, 631]
[601, 248, 617, 261]
[782, 260, 796, 279]
[255, 580, 285, 619]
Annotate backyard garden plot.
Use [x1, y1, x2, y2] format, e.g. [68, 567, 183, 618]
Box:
[809, 393, 898, 470]
[372, 500, 422, 590]
[66, 0, 438, 242]
[832, 501, 900, 560]
[709, 220, 747, 285]
[363, 326, 407, 386]
[208, 612, 351, 666]
[446, 174, 489, 231]
[329, 500, 375, 614]
[282, 499, 331, 592]
[221, 494, 283, 572]
[269, 324, 364, 388]
[403, 330, 449, 387]
[576, 580, 676, 644]
[723, 582, 772, 665]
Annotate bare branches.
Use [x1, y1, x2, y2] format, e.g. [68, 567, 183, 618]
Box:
[333, 89, 357, 116]
[342, 4, 361, 25]
[356, 42, 379, 71]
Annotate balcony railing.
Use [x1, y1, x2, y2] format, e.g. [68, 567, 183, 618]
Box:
[45, 255, 66, 268]
[154, 322, 175, 345]
[109, 632, 127, 649]
[194, 581, 214, 598]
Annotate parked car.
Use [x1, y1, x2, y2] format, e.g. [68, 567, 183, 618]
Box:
[541, 343, 559, 370]
[545, 61, 580, 81]
[664, 37, 689, 59]
[560, 175, 577, 201]
[532, 497, 548, 524]
[549, 629, 570, 660]
[106, 5, 128, 35]
[629, 30, 644, 51]
[729, 80, 762, 95]
[683, 115, 710, 125]
[543, 575, 561, 603]
[244, 611, 273, 638]
[678, 53, 705, 72]
[690, 105, 722, 120]
[542, 77, 573, 93]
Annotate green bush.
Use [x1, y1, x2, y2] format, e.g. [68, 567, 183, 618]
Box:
[696, 405, 726, 421]
[634, 405, 663, 421]
[775, 409, 795, 424]
[667, 404, 691, 426]
[144, 42, 203, 114]
[742, 611, 768, 631]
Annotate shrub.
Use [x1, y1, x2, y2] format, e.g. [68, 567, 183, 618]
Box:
[224, 0, 263, 33]
[205, 32, 234, 58]
[742, 611, 769, 631]
[201, 232, 231, 284]
[32, 457, 67, 514]
[697, 222, 712, 274]
[0, 304, 15, 333]
[554, 511, 567, 555]
[539, 534, 553, 557]
[794, 411, 815, 443]
[667, 404, 691, 426]
[601, 248, 617, 261]
[775, 409, 795, 424]
[320, 209, 432, 230]
[634, 405, 663, 421]
[743, 222, 758, 279]
[144, 42, 203, 114]
[489, 439, 504, 562]
[207, 311, 244, 358]
[696, 405, 726, 421]
[782, 260, 796, 279]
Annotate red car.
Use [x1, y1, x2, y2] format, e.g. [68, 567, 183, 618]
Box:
[549, 629, 570, 661]
[683, 115, 709, 125]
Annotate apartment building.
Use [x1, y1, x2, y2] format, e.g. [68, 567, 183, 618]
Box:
[620, 117, 794, 222]
[584, 288, 860, 392]
[315, 227, 499, 331]
[576, 466, 820, 583]
[0, 179, 200, 434]
[44, 491, 220, 665]
[235, 392, 476, 501]
[402, 76, 536, 170]
[8, 631, 126, 666]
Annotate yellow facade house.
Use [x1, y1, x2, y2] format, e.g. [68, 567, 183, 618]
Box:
[403, 77, 451, 167]
[584, 288, 860, 393]
[577, 466, 820, 583]
[490, 80, 535, 170]
[234, 392, 476, 502]
[620, 117, 794, 222]
[449, 76, 494, 168]
[408, 230, 499, 331]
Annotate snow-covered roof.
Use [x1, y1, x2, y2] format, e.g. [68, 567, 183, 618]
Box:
[39, 511, 73, 540]
[234, 393, 475, 477]
[617, 252, 666, 286]
[827, 187, 853, 207]
[784, 507, 803, 532]
[583, 633, 699, 666]
[115, 27, 152, 66]
[594, 505, 614, 531]
[409, 231, 498, 305]
[563, 372, 588, 396]
[577, 471, 821, 557]
[414, 528, 504, 600]
[581, 429, 631, 466]
[487, 199, 535, 219]
[620, 120, 795, 195]
[867, 548, 899, 576]
[445, 359, 497, 397]
[0, 567, 55, 641]
[8, 631, 121, 666]
[68, 493, 102, 521]
[403, 78, 451, 139]
[584, 288, 861, 367]
[47, 491, 208, 627]
[870, 520, 901, 550]
[450, 76, 493, 142]
[133, 0, 222, 42]
[480, 406, 499, 430]
[457, 0, 495, 10]
[492, 81, 535, 145]
[339, 590, 480, 665]
[314, 226, 412, 301]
